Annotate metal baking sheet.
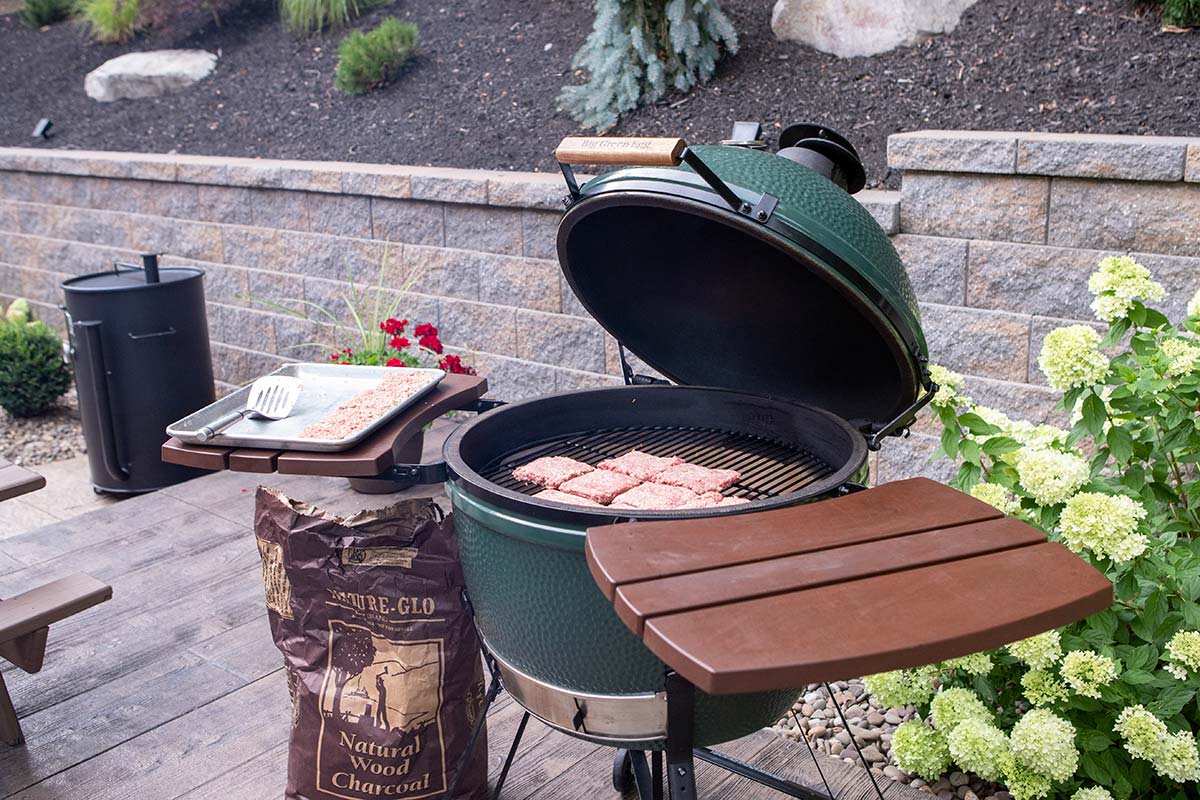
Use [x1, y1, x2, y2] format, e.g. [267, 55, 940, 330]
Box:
[166, 363, 445, 452]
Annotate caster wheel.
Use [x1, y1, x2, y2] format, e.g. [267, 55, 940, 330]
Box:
[612, 749, 635, 793]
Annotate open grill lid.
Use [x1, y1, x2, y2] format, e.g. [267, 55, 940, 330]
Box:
[554, 125, 933, 442]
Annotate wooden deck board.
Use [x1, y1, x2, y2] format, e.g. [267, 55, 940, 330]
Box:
[0, 470, 927, 800]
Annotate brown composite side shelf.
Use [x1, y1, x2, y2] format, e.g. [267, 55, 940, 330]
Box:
[0, 458, 45, 503]
[162, 373, 487, 477]
[585, 477, 1114, 696]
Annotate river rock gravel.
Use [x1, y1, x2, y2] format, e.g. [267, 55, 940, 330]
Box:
[0, 388, 87, 466]
[773, 679, 1008, 800]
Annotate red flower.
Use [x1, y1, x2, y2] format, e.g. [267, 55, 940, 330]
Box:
[414, 322, 437, 338]
[419, 334, 443, 354]
[438, 354, 476, 375]
[329, 352, 339, 362]
[380, 318, 407, 335]
[385, 357, 404, 367]
[389, 336, 411, 350]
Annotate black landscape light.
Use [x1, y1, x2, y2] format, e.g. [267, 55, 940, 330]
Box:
[32, 119, 53, 140]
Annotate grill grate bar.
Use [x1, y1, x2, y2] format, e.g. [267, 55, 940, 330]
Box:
[481, 424, 839, 503]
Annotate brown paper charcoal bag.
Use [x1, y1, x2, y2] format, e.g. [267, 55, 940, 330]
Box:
[255, 488, 488, 800]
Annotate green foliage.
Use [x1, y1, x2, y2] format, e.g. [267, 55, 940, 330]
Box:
[0, 304, 71, 418]
[334, 18, 418, 95]
[898, 261, 1200, 798]
[1161, 0, 1200, 27]
[280, 0, 384, 35]
[560, 0, 738, 131]
[20, 0, 72, 27]
[75, 0, 139, 42]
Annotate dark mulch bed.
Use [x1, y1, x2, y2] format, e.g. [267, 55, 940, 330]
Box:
[0, 0, 1196, 188]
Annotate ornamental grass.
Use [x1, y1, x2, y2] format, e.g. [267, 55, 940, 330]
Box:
[869, 256, 1200, 799]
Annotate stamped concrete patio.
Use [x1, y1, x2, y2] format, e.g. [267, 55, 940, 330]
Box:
[0, 450, 920, 799]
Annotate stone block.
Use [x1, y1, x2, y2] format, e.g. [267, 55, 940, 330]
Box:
[393, 245, 481, 301]
[516, 310, 605, 372]
[486, 174, 568, 210]
[900, 172, 1049, 244]
[209, 342, 284, 386]
[84, 49, 218, 102]
[439, 298, 518, 356]
[891, 234, 966, 304]
[854, 189, 900, 234]
[1187, 144, 1200, 183]
[271, 313, 328, 361]
[962, 373, 1067, 426]
[967, 240, 1200, 322]
[304, 192, 371, 238]
[874, 432, 959, 485]
[920, 302, 1030, 382]
[887, 131, 1017, 174]
[465, 352, 557, 401]
[249, 188, 310, 231]
[521, 210, 560, 260]
[223, 226, 384, 282]
[1017, 133, 1190, 181]
[553, 368, 622, 392]
[478, 256, 560, 313]
[177, 260, 246, 306]
[604, 335, 666, 382]
[371, 198, 444, 246]
[207, 302, 277, 352]
[444, 205, 523, 256]
[772, 0, 979, 58]
[561, 281, 591, 318]
[1048, 178, 1200, 257]
[409, 171, 488, 204]
[246, 267, 304, 306]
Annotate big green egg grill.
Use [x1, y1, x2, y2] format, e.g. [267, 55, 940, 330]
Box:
[442, 123, 934, 796]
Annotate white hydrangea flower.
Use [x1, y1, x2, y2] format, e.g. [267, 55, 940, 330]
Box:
[1115, 705, 1170, 760]
[1087, 255, 1167, 322]
[969, 483, 1019, 515]
[1015, 448, 1090, 506]
[863, 666, 938, 709]
[930, 687, 991, 733]
[1021, 668, 1070, 706]
[1002, 754, 1053, 800]
[1165, 630, 1200, 680]
[1008, 630, 1063, 669]
[1188, 288, 1200, 319]
[1009, 709, 1078, 782]
[1161, 337, 1200, 380]
[1059, 492, 1149, 563]
[1038, 325, 1110, 391]
[1156, 730, 1200, 782]
[928, 363, 968, 409]
[947, 718, 1009, 782]
[891, 720, 951, 781]
[1060, 650, 1120, 698]
[1071, 788, 1115, 800]
[942, 651, 994, 676]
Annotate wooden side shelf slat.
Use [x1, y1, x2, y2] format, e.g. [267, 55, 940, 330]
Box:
[586, 478, 1114, 696]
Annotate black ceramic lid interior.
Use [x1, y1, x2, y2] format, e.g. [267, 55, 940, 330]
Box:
[557, 194, 918, 428]
[62, 266, 203, 293]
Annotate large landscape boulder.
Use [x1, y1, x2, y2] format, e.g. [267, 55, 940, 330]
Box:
[771, 0, 979, 58]
[84, 50, 218, 103]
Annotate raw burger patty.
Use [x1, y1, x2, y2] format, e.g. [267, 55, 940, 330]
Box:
[718, 496, 750, 506]
[533, 488, 602, 507]
[513, 456, 593, 488]
[651, 463, 742, 493]
[558, 470, 641, 505]
[597, 450, 684, 481]
[680, 491, 727, 509]
[610, 483, 705, 510]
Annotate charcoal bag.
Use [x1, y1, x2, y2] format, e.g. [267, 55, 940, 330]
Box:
[254, 488, 488, 800]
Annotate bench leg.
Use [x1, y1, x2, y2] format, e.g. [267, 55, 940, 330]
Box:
[0, 672, 23, 747]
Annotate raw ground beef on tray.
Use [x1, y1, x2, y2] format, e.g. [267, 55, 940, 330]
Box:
[533, 488, 602, 507]
[300, 372, 431, 440]
[610, 483, 705, 510]
[512, 456, 594, 488]
[651, 463, 742, 493]
[597, 450, 684, 481]
[557, 470, 641, 505]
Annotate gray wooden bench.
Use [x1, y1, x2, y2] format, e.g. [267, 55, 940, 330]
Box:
[0, 458, 113, 746]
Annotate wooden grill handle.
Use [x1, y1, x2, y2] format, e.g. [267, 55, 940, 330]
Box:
[556, 136, 687, 167]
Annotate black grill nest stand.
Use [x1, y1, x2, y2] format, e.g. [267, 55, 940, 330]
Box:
[443, 347, 893, 800]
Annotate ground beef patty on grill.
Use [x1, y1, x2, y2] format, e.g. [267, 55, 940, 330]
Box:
[533, 488, 603, 507]
[558, 470, 641, 504]
[597, 450, 684, 481]
[610, 482, 704, 510]
[512, 456, 594, 488]
[651, 463, 742, 493]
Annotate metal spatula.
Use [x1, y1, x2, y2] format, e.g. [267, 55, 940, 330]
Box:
[195, 376, 303, 443]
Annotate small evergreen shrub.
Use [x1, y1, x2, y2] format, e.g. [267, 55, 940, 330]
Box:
[0, 304, 72, 419]
[559, 0, 739, 131]
[334, 18, 418, 95]
[281, 0, 384, 35]
[20, 0, 72, 27]
[75, 0, 139, 43]
[1162, 0, 1200, 27]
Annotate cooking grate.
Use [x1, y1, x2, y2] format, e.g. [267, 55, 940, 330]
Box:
[481, 425, 837, 502]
